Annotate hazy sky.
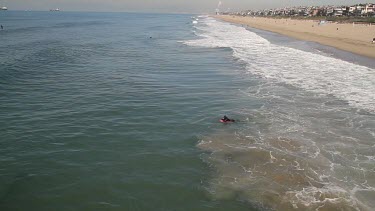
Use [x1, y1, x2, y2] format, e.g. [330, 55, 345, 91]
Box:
[1, 0, 369, 13]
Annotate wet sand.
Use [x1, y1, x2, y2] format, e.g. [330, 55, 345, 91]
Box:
[214, 15, 375, 59]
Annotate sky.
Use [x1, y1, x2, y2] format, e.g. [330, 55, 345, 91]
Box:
[0, 0, 369, 13]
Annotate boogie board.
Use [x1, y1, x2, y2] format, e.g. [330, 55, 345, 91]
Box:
[220, 119, 235, 123]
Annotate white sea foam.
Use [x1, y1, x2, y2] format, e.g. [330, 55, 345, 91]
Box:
[184, 17, 375, 112]
[191, 16, 375, 211]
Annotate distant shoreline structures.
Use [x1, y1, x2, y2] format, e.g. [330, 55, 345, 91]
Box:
[215, 14, 375, 58]
[0, 7, 62, 11]
[220, 3, 375, 23]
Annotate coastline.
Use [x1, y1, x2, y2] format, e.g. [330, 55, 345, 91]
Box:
[214, 15, 375, 59]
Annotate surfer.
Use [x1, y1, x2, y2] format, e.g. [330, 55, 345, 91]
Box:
[220, 115, 235, 123]
[1, 25, 3, 30]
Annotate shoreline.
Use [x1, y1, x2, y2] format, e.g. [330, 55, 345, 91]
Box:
[214, 15, 375, 59]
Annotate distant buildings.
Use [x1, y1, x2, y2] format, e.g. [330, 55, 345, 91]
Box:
[226, 3, 375, 18]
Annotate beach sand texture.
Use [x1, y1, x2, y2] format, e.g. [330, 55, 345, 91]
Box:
[215, 15, 375, 58]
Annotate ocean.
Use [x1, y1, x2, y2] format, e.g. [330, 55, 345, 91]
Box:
[0, 11, 374, 211]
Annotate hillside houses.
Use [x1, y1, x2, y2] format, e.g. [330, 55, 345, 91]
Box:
[231, 3, 375, 18]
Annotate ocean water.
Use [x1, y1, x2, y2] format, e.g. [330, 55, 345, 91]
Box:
[186, 17, 375, 211]
[0, 12, 374, 211]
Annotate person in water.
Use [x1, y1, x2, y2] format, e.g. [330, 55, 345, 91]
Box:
[221, 115, 234, 122]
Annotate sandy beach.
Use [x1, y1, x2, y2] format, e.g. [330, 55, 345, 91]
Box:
[215, 15, 375, 59]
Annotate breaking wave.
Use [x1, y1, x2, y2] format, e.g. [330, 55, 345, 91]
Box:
[184, 17, 375, 113]
[186, 17, 375, 211]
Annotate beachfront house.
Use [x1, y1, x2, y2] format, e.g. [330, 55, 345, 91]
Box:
[311, 9, 320, 16]
[326, 7, 335, 16]
[356, 5, 366, 16]
[348, 6, 356, 16]
[364, 4, 374, 16]
[333, 8, 344, 16]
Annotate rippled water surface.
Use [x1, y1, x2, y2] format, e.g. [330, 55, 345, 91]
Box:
[1, 12, 374, 211]
[186, 17, 375, 211]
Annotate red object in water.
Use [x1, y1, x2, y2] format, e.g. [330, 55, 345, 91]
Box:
[220, 119, 235, 123]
